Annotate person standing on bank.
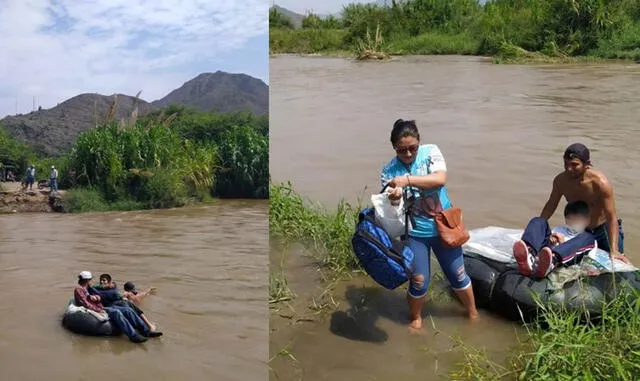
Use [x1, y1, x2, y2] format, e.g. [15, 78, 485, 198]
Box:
[381, 119, 478, 331]
[540, 143, 628, 263]
[49, 165, 58, 192]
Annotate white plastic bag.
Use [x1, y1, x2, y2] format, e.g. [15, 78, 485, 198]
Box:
[371, 188, 410, 238]
[463, 226, 523, 263]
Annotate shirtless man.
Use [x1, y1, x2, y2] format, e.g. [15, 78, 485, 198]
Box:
[540, 143, 628, 263]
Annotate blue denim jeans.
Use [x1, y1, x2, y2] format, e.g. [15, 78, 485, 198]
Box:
[522, 217, 597, 266]
[105, 306, 149, 339]
[50, 178, 58, 191]
[406, 236, 471, 298]
[586, 219, 624, 253]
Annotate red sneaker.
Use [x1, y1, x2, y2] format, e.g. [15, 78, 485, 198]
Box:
[513, 240, 533, 277]
[535, 247, 555, 278]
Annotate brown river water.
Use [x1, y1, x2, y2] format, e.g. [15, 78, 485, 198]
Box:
[0, 202, 268, 380]
[269, 55, 640, 380]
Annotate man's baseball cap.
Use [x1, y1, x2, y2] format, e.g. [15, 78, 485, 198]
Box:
[79, 271, 93, 280]
[563, 143, 590, 163]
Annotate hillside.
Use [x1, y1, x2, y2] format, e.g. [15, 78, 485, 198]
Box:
[0, 94, 153, 156]
[152, 71, 268, 115]
[0, 71, 268, 157]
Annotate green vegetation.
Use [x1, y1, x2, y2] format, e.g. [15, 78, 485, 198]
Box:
[269, 182, 361, 276]
[1, 103, 268, 213]
[451, 289, 640, 380]
[0, 128, 36, 177]
[270, 182, 640, 380]
[270, 7, 295, 29]
[270, 0, 640, 62]
[62, 188, 144, 213]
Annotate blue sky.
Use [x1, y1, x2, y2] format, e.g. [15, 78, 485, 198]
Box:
[0, 0, 268, 117]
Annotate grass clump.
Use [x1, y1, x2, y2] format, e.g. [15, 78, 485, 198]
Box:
[270, 270, 295, 304]
[450, 289, 640, 380]
[269, 182, 361, 275]
[355, 24, 390, 60]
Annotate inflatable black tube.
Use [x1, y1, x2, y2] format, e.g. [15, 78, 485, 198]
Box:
[61, 300, 119, 336]
[463, 252, 640, 322]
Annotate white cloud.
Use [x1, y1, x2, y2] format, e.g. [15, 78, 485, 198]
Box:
[0, 0, 268, 116]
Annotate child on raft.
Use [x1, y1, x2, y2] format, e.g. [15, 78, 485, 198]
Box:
[90, 273, 158, 331]
[513, 201, 597, 278]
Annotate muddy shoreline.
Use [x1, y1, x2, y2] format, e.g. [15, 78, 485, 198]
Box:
[0, 182, 65, 214]
[269, 242, 520, 380]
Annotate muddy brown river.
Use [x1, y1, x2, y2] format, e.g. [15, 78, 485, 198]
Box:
[269, 55, 640, 380]
[0, 202, 268, 380]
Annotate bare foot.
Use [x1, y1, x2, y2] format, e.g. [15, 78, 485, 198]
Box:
[468, 311, 479, 321]
[149, 323, 157, 332]
[408, 317, 423, 334]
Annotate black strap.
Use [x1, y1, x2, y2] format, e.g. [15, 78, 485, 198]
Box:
[404, 188, 410, 239]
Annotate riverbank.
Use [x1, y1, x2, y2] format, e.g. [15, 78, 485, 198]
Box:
[2, 108, 268, 214]
[269, 183, 640, 380]
[0, 181, 65, 213]
[270, 29, 640, 64]
[270, 0, 640, 64]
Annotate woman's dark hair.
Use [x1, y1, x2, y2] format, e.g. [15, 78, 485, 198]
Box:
[77, 276, 88, 285]
[564, 200, 590, 217]
[390, 119, 420, 146]
[99, 273, 112, 282]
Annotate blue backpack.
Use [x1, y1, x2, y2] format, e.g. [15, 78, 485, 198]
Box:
[351, 188, 415, 290]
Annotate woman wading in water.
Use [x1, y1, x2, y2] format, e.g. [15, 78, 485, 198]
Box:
[381, 119, 478, 330]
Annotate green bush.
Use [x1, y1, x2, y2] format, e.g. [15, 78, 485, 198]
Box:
[62, 188, 109, 213]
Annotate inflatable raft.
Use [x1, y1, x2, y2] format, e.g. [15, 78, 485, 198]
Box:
[462, 227, 640, 322]
[61, 299, 119, 336]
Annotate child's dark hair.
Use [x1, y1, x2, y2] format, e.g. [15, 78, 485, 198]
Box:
[99, 273, 112, 282]
[390, 119, 420, 145]
[564, 200, 590, 217]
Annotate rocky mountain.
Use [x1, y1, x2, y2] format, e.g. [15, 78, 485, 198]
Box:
[152, 71, 268, 116]
[0, 72, 268, 156]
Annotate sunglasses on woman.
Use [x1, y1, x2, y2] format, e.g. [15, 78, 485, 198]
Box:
[394, 144, 419, 154]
